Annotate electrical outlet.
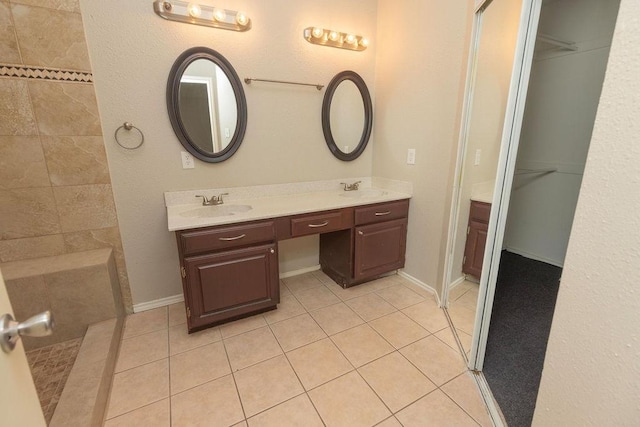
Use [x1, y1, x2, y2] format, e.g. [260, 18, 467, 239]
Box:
[407, 148, 416, 165]
[181, 151, 195, 169]
[474, 149, 481, 166]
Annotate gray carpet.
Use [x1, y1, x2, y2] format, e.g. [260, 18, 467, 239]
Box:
[483, 251, 561, 427]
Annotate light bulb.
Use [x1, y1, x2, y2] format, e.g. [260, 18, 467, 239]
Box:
[360, 37, 369, 47]
[311, 27, 324, 39]
[236, 12, 248, 26]
[213, 8, 226, 22]
[328, 31, 340, 42]
[187, 3, 201, 18]
[345, 34, 357, 45]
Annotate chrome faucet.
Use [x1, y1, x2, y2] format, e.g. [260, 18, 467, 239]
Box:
[340, 181, 361, 191]
[195, 193, 228, 206]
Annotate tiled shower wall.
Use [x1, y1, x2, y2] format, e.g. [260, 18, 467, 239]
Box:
[0, 0, 132, 311]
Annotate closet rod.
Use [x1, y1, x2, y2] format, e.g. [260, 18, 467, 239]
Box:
[536, 33, 578, 51]
[515, 167, 557, 175]
[244, 78, 324, 91]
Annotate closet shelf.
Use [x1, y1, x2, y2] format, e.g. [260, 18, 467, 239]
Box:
[536, 33, 578, 52]
[515, 167, 557, 175]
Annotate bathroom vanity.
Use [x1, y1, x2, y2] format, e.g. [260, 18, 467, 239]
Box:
[166, 182, 411, 332]
[462, 200, 491, 278]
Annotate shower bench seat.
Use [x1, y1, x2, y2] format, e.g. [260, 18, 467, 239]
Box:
[0, 248, 123, 349]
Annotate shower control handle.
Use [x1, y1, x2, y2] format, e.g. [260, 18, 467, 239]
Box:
[0, 311, 54, 353]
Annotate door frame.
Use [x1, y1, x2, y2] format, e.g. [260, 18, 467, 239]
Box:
[469, 0, 543, 370]
[440, 0, 544, 369]
[440, 0, 491, 310]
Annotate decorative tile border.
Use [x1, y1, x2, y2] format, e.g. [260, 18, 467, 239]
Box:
[0, 64, 93, 83]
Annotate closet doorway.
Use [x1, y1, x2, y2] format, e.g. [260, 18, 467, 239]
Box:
[443, 0, 619, 426]
[482, 0, 621, 425]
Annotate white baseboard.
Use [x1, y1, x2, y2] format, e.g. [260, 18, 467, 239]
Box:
[133, 294, 184, 313]
[279, 264, 320, 279]
[132, 267, 435, 313]
[504, 247, 564, 268]
[397, 271, 440, 306]
[448, 276, 467, 290]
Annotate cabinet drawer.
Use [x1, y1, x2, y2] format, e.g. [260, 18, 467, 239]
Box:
[355, 200, 409, 225]
[470, 201, 491, 223]
[290, 211, 346, 237]
[180, 221, 275, 256]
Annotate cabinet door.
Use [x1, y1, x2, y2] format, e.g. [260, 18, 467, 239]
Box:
[354, 219, 407, 281]
[462, 220, 488, 278]
[183, 243, 279, 332]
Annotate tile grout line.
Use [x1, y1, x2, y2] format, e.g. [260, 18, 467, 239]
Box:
[438, 372, 486, 426]
[219, 329, 249, 425]
[105, 307, 168, 422]
[242, 316, 314, 423]
[113, 275, 482, 425]
[267, 316, 326, 425]
[164, 308, 173, 426]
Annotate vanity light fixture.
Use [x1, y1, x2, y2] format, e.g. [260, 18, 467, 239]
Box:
[153, 1, 251, 31]
[303, 27, 368, 51]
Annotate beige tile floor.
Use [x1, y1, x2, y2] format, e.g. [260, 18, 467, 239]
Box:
[104, 272, 491, 426]
[447, 280, 480, 355]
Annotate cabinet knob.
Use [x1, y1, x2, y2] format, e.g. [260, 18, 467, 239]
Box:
[358, 231, 363, 235]
[270, 248, 275, 254]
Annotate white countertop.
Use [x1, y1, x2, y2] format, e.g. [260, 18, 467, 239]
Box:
[165, 179, 412, 232]
[470, 192, 493, 204]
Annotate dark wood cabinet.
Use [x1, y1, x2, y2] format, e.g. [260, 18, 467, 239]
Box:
[462, 201, 491, 279]
[354, 218, 407, 280]
[174, 198, 410, 332]
[176, 220, 279, 332]
[320, 200, 409, 287]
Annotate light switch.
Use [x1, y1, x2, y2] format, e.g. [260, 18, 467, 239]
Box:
[474, 149, 481, 166]
[224, 128, 230, 138]
[181, 151, 195, 169]
[407, 148, 416, 165]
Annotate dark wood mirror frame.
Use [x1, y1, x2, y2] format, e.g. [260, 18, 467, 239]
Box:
[322, 70, 373, 161]
[167, 47, 247, 163]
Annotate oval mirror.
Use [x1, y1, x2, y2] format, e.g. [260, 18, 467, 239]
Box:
[322, 71, 373, 161]
[167, 47, 247, 163]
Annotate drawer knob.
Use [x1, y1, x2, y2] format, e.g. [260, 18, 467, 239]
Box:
[308, 221, 329, 228]
[358, 231, 364, 235]
[218, 234, 246, 241]
[375, 211, 392, 216]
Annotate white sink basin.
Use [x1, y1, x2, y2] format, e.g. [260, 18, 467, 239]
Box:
[179, 204, 253, 218]
[339, 189, 387, 198]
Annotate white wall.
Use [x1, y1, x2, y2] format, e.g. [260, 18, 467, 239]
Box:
[80, 0, 378, 304]
[503, 0, 619, 266]
[533, 0, 640, 423]
[373, 0, 472, 294]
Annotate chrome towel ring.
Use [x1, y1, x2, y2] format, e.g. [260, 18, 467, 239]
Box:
[114, 122, 144, 150]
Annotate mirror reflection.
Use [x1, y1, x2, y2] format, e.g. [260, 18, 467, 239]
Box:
[166, 47, 247, 163]
[179, 59, 238, 154]
[322, 70, 372, 161]
[446, 0, 523, 357]
[330, 80, 365, 154]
